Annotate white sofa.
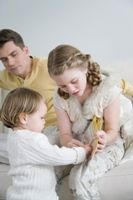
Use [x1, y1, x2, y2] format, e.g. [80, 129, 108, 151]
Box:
[0, 62, 133, 200]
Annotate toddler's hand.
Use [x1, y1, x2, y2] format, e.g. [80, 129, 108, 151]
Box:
[83, 144, 92, 158]
[67, 138, 84, 148]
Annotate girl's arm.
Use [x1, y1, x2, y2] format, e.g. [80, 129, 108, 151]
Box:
[55, 107, 84, 147]
[96, 96, 120, 151]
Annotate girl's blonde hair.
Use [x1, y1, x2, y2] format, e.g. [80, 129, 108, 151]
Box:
[48, 44, 102, 99]
[0, 87, 43, 129]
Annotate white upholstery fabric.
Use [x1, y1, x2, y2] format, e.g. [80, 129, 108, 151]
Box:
[98, 160, 133, 200]
[57, 160, 133, 200]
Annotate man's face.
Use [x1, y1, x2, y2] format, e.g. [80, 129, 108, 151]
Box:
[0, 41, 30, 78]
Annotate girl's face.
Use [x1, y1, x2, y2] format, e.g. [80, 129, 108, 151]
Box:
[52, 67, 88, 97]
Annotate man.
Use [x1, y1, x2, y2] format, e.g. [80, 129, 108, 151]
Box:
[0, 29, 57, 127]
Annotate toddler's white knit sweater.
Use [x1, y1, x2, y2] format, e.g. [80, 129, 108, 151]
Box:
[6, 130, 86, 200]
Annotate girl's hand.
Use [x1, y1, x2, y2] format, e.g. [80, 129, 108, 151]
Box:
[96, 130, 107, 152]
[67, 138, 84, 148]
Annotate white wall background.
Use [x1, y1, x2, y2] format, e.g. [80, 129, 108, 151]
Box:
[0, 0, 133, 81]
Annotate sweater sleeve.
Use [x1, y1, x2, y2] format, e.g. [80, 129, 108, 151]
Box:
[19, 134, 86, 166]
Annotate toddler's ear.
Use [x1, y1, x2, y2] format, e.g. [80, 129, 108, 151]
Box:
[18, 112, 28, 125]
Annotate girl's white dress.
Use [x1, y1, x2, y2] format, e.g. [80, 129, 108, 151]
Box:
[53, 73, 133, 200]
[6, 130, 86, 200]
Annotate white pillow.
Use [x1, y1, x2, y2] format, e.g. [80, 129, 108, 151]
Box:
[0, 133, 9, 164]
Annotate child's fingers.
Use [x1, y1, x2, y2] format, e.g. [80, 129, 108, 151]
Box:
[67, 139, 84, 147]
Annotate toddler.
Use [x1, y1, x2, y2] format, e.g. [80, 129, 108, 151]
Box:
[0, 87, 91, 200]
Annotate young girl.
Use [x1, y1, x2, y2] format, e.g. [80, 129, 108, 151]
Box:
[47, 44, 133, 200]
[0, 87, 91, 200]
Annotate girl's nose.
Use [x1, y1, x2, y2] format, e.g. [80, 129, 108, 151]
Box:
[67, 84, 75, 94]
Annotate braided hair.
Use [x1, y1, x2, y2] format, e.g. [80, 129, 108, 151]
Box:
[48, 44, 102, 99]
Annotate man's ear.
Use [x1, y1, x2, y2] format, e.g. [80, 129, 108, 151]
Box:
[23, 46, 29, 55]
[19, 112, 28, 125]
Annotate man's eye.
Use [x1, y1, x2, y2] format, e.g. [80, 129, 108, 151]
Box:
[11, 53, 17, 57]
[1, 58, 7, 63]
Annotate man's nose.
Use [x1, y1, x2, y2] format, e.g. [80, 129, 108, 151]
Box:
[7, 57, 15, 66]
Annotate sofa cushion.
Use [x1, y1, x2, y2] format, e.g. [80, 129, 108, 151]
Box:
[57, 160, 133, 200]
[98, 160, 133, 200]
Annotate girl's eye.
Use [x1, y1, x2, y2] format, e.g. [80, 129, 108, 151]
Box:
[71, 80, 77, 84]
[61, 86, 66, 89]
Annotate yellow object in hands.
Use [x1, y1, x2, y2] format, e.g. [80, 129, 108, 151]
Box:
[91, 116, 103, 158]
